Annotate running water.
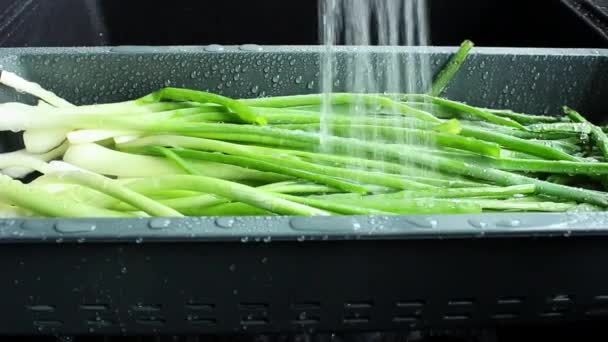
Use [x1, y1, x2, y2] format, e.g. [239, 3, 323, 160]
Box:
[318, 0, 433, 174]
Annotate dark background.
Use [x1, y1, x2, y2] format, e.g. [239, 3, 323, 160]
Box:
[0, 1, 606, 341]
[0, 0, 605, 48]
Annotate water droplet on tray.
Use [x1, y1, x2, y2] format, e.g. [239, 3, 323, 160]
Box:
[148, 218, 171, 230]
[216, 217, 235, 229]
[239, 44, 263, 52]
[21, 220, 49, 230]
[406, 217, 438, 229]
[205, 44, 225, 53]
[54, 221, 96, 234]
[468, 219, 488, 229]
[496, 219, 521, 228]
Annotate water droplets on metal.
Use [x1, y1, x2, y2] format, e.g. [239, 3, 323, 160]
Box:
[290, 216, 362, 232]
[54, 221, 96, 234]
[205, 44, 225, 53]
[148, 218, 171, 230]
[405, 217, 438, 229]
[496, 219, 521, 228]
[239, 44, 263, 52]
[468, 219, 488, 229]
[21, 220, 48, 230]
[110, 46, 158, 54]
[216, 217, 235, 229]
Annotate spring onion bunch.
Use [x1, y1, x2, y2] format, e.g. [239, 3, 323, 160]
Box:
[0, 40, 606, 217]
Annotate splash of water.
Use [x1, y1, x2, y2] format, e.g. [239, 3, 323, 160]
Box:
[319, 0, 433, 174]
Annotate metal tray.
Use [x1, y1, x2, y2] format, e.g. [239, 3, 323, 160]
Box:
[0, 46, 608, 335]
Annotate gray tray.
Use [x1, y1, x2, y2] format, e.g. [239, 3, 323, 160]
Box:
[0, 45, 608, 336]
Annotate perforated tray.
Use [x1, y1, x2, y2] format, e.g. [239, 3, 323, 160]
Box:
[0, 46, 608, 335]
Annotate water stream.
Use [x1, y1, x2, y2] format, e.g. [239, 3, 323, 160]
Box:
[319, 0, 433, 174]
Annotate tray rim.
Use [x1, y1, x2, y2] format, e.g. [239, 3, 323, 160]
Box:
[0, 45, 606, 57]
[2, 212, 608, 243]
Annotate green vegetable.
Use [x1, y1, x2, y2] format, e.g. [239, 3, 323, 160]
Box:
[0, 174, 130, 217]
[430, 40, 474, 96]
[138, 87, 267, 125]
[51, 169, 183, 217]
[564, 106, 608, 160]
[1, 40, 607, 218]
[118, 175, 330, 216]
